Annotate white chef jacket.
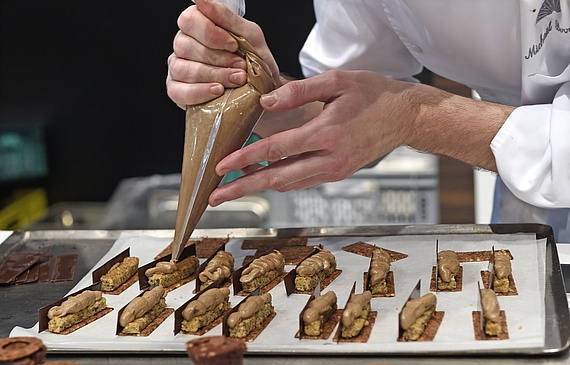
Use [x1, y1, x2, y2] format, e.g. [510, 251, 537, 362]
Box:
[298, 0, 570, 240]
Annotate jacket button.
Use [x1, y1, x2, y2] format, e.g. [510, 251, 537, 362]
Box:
[409, 44, 423, 53]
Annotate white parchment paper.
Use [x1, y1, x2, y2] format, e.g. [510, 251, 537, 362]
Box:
[10, 231, 546, 354]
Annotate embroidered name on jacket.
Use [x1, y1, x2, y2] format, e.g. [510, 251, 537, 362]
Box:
[526, 0, 568, 59]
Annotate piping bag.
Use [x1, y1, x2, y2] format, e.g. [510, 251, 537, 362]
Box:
[171, 0, 275, 261]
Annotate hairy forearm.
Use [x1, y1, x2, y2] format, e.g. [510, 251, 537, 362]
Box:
[407, 83, 514, 172]
[253, 73, 512, 172]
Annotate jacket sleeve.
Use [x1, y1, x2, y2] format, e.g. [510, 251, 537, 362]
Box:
[299, 0, 422, 81]
[491, 81, 570, 208]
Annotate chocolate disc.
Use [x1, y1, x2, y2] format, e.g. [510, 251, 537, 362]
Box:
[0, 337, 46, 362]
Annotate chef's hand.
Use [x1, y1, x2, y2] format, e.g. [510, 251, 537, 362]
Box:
[166, 0, 280, 108]
[210, 67, 509, 206]
[208, 70, 418, 207]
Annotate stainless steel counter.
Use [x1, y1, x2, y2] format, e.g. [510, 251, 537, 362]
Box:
[41, 353, 570, 365]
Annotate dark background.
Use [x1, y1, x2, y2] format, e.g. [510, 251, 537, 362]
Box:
[0, 0, 317, 204]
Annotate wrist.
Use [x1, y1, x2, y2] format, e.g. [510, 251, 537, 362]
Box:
[401, 82, 433, 149]
[405, 82, 512, 171]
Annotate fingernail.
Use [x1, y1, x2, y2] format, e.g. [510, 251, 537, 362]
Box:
[229, 71, 246, 84]
[209, 191, 224, 207]
[231, 59, 246, 69]
[261, 93, 277, 107]
[210, 84, 223, 95]
[225, 41, 237, 52]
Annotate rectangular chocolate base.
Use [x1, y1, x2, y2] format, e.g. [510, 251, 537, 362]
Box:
[54, 308, 114, 335]
[234, 272, 287, 296]
[286, 269, 342, 295]
[472, 311, 509, 340]
[295, 309, 343, 340]
[155, 238, 229, 260]
[430, 266, 463, 292]
[456, 249, 513, 263]
[342, 242, 408, 262]
[105, 275, 138, 295]
[241, 237, 308, 251]
[119, 308, 174, 337]
[334, 311, 377, 343]
[231, 312, 277, 342]
[364, 271, 396, 298]
[180, 307, 232, 336]
[480, 271, 518, 296]
[397, 311, 445, 342]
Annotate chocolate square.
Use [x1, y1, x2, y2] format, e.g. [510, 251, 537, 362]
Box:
[50, 254, 78, 282]
[0, 251, 45, 284]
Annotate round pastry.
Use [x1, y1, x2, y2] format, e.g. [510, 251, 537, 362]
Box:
[186, 336, 247, 365]
[0, 337, 47, 364]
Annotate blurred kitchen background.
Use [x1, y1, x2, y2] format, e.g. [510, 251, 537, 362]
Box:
[0, 0, 495, 231]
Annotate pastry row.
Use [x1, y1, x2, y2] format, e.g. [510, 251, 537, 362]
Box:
[40, 243, 511, 341]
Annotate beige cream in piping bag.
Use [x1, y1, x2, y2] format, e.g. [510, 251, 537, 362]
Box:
[171, 33, 275, 261]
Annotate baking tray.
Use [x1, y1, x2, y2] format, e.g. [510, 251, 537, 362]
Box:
[3, 224, 569, 355]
